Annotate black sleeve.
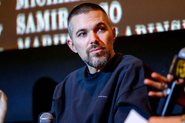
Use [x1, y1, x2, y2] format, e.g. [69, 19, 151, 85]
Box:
[113, 61, 156, 122]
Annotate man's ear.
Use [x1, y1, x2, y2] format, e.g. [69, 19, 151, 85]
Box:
[66, 37, 77, 53]
[112, 27, 117, 40]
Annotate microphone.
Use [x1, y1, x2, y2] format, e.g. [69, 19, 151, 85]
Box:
[161, 47, 185, 116]
[39, 112, 54, 123]
[169, 47, 185, 79]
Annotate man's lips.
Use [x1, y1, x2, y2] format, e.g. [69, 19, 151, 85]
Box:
[89, 47, 104, 53]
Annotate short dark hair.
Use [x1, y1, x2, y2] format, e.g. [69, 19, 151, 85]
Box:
[67, 3, 108, 38]
[68, 3, 107, 24]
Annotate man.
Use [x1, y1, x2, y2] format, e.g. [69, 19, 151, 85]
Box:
[0, 90, 7, 123]
[51, 3, 156, 123]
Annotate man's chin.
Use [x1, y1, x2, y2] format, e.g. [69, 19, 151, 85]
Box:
[91, 57, 107, 67]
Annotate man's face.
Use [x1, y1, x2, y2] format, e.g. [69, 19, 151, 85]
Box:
[67, 10, 116, 72]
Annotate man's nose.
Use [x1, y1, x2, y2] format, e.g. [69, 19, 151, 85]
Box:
[89, 31, 99, 44]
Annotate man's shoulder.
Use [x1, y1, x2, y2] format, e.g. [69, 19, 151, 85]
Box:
[54, 66, 85, 92]
[119, 54, 143, 66]
[58, 66, 85, 83]
[67, 66, 86, 77]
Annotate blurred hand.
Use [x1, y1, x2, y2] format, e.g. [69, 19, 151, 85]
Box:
[0, 90, 8, 123]
[144, 72, 185, 106]
[144, 72, 170, 97]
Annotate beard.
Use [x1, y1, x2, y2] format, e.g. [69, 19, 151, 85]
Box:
[83, 44, 111, 69]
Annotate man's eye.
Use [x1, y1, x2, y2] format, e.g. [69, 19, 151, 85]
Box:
[98, 26, 106, 32]
[77, 32, 87, 37]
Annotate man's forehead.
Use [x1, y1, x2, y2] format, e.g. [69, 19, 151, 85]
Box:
[70, 10, 108, 26]
[72, 19, 107, 33]
[70, 10, 107, 21]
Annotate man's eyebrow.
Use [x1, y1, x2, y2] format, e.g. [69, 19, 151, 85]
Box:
[75, 22, 107, 35]
[96, 22, 107, 27]
[95, 22, 109, 30]
[76, 28, 87, 35]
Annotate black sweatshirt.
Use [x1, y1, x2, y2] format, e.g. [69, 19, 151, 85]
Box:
[51, 53, 155, 123]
